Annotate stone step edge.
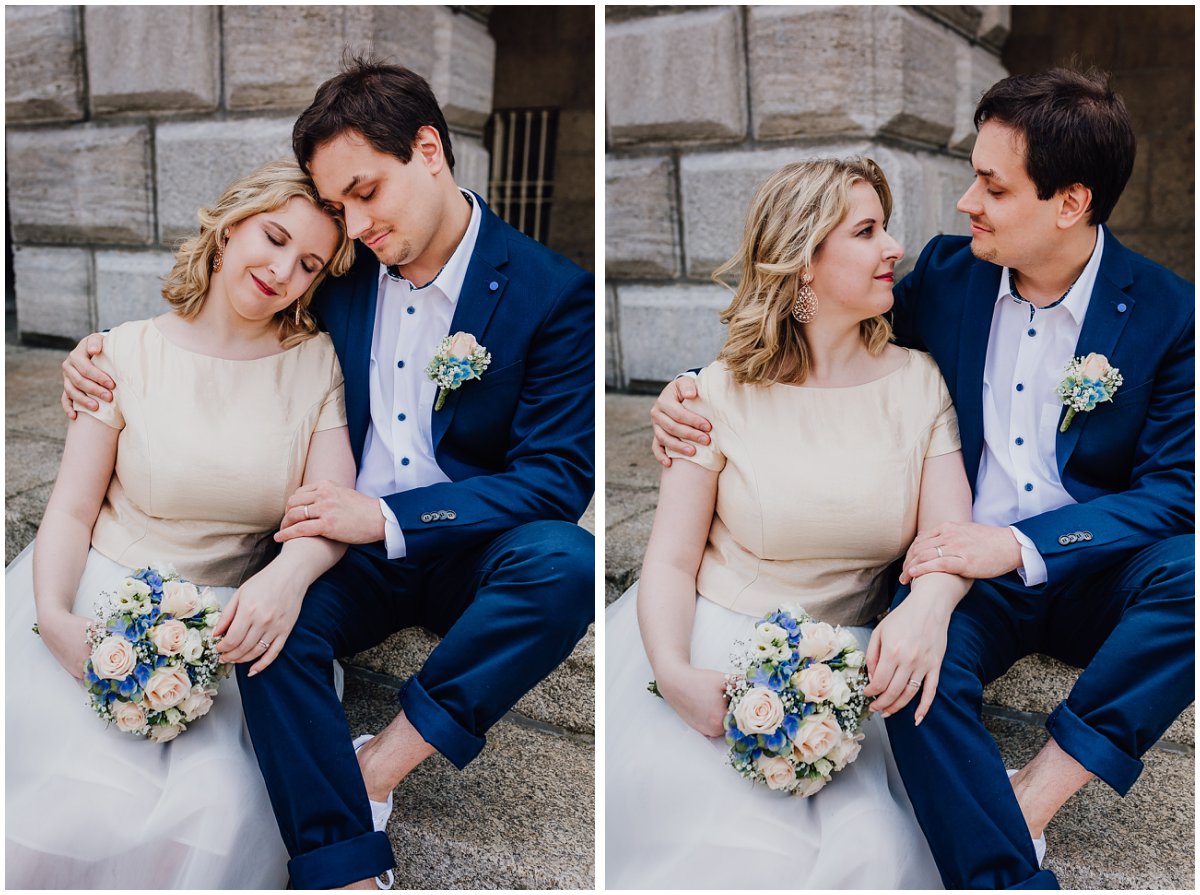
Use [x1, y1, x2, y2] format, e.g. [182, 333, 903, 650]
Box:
[982, 702, 1192, 755]
[342, 662, 596, 747]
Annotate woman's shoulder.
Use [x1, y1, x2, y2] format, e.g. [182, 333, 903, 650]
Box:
[895, 347, 946, 388]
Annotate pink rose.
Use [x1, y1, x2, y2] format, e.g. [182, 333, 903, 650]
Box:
[1080, 352, 1110, 380]
[143, 667, 192, 711]
[113, 700, 147, 733]
[755, 754, 796, 791]
[161, 581, 202, 618]
[179, 687, 214, 722]
[732, 686, 785, 736]
[149, 619, 188, 656]
[148, 722, 184, 743]
[91, 636, 137, 681]
[793, 664, 833, 702]
[447, 331, 478, 359]
[792, 712, 842, 764]
[795, 622, 838, 661]
[825, 733, 865, 771]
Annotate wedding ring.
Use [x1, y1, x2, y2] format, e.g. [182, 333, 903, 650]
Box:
[907, 678, 921, 688]
[258, 639, 272, 650]
[304, 505, 311, 520]
[936, 545, 944, 558]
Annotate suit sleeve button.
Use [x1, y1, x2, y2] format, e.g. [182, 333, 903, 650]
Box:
[420, 513, 432, 523]
[1058, 536, 1071, 546]
[447, 510, 457, 520]
[1081, 532, 1093, 541]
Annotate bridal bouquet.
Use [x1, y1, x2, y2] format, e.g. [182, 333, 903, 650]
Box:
[80, 563, 228, 742]
[723, 605, 869, 796]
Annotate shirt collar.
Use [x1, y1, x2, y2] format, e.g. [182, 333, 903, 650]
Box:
[377, 189, 482, 307]
[994, 225, 1104, 326]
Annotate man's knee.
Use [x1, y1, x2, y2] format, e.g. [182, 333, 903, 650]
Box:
[493, 520, 594, 627]
[1119, 534, 1195, 598]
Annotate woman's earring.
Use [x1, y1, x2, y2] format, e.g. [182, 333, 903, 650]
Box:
[791, 273, 818, 323]
[294, 301, 302, 327]
[212, 246, 223, 273]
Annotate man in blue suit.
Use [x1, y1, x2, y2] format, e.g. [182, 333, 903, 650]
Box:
[66, 60, 593, 889]
[651, 68, 1193, 888]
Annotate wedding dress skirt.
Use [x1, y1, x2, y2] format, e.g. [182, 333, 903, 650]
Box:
[605, 584, 943, 890]
[5, 543, 290, 889]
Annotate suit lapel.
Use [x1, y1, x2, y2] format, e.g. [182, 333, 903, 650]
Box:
[344, 251, 381, 465]
[433, 194, 509, 449]
[956, 262, 1002, 488]
[1056, 233, 1134, 472]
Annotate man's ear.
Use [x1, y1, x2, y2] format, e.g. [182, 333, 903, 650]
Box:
[1055, 182, 1094, 230]
[413, 125, 445, 175]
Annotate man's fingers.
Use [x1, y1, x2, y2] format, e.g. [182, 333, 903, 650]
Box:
[914, 668, 940, 726]
[651, 406, 711, 443]
[651, 426, 697, 459]
[673, 377, 700, 402]
[85, 333, 105, 357]
[651, 437, 673, 468]
[63, 361, 111, 403]
[61, 391, 80, 421]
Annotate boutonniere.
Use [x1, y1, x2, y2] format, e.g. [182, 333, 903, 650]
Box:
[1056, 352, 1123, 432]
[426, 331, 492, 411]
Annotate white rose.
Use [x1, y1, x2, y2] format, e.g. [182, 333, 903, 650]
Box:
[447, 331, 479, 359]
[813, 758, 834, 777]
[835, 627, 859, 655]
[143, 667, 192, 711]
[149, 619, 188, 656]
[204, 610, 221, 632]
[754, 622, 788, 646]
[795, 622, 839, 661]
[843, 649, 866, 668]
[91, 636, 137, 680]
[755, 754, 797, 791]
[825, 733, 865, 771]
[112, 700, 147, 733]
[148, 722, 184, 743]
[1080, 352, 1110, 380]
[179, 687, 215, 722]
[115, 578, 153, 615]
[180, 628, 204, 663]
[792, 712, 842, 764]
[161, 581, 202, 618]
[732, 686, 785, 736]
[826, 670, 854, 708]
[793, 774, 828, 798]
[200, 587, 220, 612]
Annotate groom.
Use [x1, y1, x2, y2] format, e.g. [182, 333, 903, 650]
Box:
[651, 68, 1193, 889]
[63, 60, 594, 889]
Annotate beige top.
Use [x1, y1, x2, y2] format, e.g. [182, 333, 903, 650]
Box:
[77, 319, 347, 587]
[668, 349, 960, 626]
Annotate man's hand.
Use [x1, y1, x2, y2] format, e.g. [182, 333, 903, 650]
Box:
[61, 333, 111, 420]
[899, 522, 1023, 584]
[649, 377, 711, 468]
[276, 480, 386, 545]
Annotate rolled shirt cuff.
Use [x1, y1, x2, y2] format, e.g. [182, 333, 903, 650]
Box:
[379, 499, 407, 560]
[1010, 525, 1046, 587]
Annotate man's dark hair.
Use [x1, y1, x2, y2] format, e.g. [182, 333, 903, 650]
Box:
[974, 68, 1135, 226]
[293, 55, 455, 174]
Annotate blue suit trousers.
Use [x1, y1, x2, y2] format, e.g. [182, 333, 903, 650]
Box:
[886, 535, 1194, 889]
[236, 520, 594, 889]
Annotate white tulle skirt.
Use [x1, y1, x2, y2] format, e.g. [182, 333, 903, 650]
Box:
[605, 583, 943, 890]
[5, 543, 290, 889]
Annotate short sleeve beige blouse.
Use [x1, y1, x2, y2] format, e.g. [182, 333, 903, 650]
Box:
[76, 319, 347, 587]
[667, 349, 960, 626]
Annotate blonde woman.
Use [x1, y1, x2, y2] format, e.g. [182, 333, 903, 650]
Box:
[605, 159, 970, 888]
[6, 159, 355, 888]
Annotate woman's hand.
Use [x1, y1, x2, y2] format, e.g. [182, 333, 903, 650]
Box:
[655, 664, 730, 737]
[38, 611, 93, 680]
[213, 564, 305, 676]
[863, 589, 955, 725]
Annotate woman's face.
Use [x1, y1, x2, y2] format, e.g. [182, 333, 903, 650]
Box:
[212, 195, 339, 324]
[808, 182, 904, 321]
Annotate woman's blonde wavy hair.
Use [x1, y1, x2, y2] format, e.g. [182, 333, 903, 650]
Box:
[713, 158, 895, 385]
[161, 159, 355, 349]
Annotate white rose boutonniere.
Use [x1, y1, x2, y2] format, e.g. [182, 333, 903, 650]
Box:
[1056, 352, 1123, 432]
[426, 331, 492, 411]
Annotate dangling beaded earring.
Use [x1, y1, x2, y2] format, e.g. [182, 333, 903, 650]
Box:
[212, 246, 223, 273]
[791, 273, 818, 323]
[293, 301, 303, 327]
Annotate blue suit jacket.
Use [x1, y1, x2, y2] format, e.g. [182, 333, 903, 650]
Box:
[310, 193, 595, 562]
[892, 229, 1194, 585]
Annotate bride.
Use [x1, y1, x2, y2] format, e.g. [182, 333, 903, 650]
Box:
[605, 158, 972, 888]
[6, 159, 355, 888]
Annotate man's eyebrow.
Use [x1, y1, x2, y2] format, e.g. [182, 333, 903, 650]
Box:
[339, 174, 364, 198]
[975, 165, 1003, 183]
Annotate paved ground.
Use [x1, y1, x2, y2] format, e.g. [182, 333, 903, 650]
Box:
[605, 391, 1194, 889]
[5, 335, 594, 889]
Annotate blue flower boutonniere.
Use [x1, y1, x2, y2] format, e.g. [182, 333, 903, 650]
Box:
[1056, 352, 1123, 432]
[426, 331, 492, 411]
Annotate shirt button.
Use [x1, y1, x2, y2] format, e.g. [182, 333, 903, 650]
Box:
[406, 306, 415, 315]
[397, 413, 406, 422]
[1015, 383, 1024, 392]
[1027, 328, 1036, 337]
[401, 457, 410, 466]
[397, 360, 405, 369]
[1015, 437, 1024, 446]
[1116, 303, 1128, 313]
[489, 280, 499, 291]
[1024, 482, 1034, 492]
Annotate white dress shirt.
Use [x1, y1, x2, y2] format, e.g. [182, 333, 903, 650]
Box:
[355, 191, 482, 559]
[974, 227, 1105, 585]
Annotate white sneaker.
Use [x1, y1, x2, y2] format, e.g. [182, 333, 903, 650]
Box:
[1006, 769, 1047, 867]
[352, 735, 395, 889]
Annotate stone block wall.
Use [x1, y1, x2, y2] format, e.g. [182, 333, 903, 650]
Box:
[605, 6, 1008, 389]
[5, 5, 496, 343]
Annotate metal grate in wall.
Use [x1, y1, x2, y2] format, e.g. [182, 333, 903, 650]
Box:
[485, 108, 558, 245]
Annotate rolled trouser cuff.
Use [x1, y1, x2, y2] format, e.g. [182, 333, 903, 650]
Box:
[400, 675, 486, 769]
[1010, 868, 1060, 889]
[1046, 701, 1142, 796]
[287, 829, 394, 889]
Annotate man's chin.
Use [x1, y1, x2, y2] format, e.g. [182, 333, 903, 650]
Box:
[969, 237, 999, 264]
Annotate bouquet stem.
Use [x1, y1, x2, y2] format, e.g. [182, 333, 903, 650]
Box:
[1059, 408, 1077, 433]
